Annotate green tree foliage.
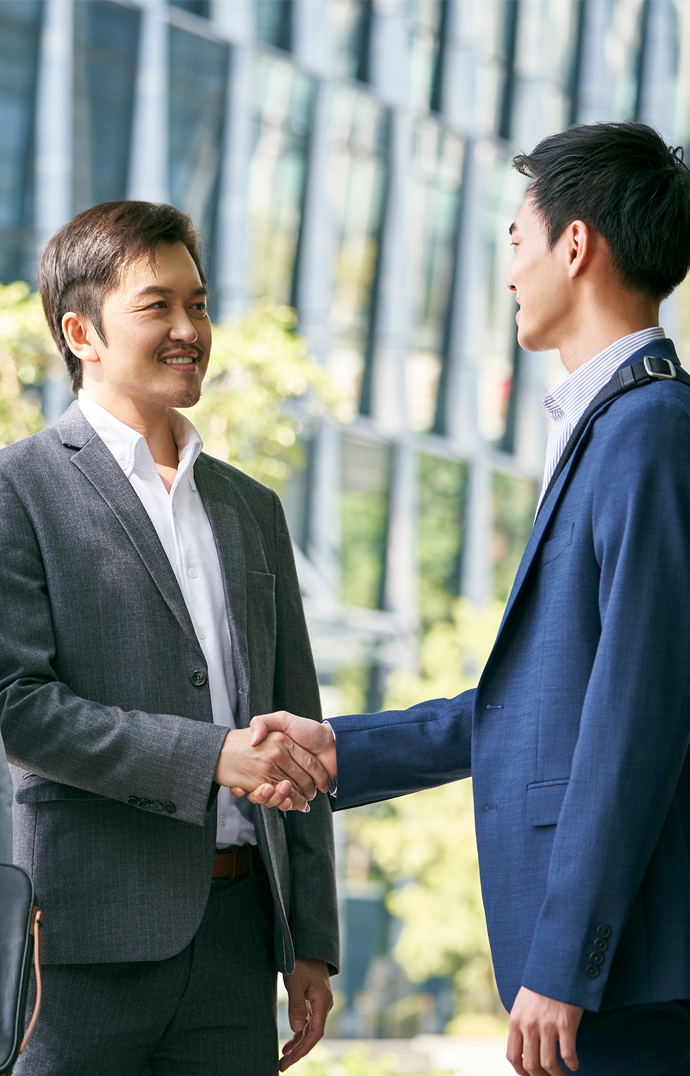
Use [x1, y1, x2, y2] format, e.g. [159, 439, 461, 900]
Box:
[356, 598, 507, 1024]
[491, 472, 537, 601]
[292, 1045, 449, 1076]
[0, 282, 62, 448]
[417, 454, 467, 630]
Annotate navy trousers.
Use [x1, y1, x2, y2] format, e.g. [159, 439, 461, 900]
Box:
[564, 999, 690, 1074]
[16, 855, 279, 1076]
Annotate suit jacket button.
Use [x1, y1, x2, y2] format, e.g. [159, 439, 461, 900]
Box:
[191, 670, 207, 687]
[593, 937, 608, 952]
[138, 798, 152, 808]
[150, 800, 163, 811]
[585, 964, 600, 979]
[164, 802, 176, 814]
[589, 951, 604, 966]
[127, 796, 140, 806]
[596, 924, 611, 939]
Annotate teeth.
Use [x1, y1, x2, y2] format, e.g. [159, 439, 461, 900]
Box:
[163, 358, 195, 365]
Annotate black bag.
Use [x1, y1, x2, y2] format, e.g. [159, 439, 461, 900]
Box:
[0, 864, 43, 1075]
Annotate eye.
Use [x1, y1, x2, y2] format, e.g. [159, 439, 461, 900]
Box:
[147, 300, 167, 309]
[191, 302, 208, 314]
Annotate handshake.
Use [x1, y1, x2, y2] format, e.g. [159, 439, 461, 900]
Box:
[212, 712, 337, 812]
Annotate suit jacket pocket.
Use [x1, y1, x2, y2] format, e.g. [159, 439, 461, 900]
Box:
[247, 570, 275, 594]
[526, 778, 569, 826]
[540, 524, 574, 566]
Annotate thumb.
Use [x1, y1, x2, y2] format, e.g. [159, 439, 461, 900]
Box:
[288, 992, 310, 1034]
[250, 717, 269, 746]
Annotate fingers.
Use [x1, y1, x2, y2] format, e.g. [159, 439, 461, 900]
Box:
[285, 739, 331, 795]
[245, 782, 309, 813]
[507, 1023, 528, 1075]
[558, 1025, 579, 1072]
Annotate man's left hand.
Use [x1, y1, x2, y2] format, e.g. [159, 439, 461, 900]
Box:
[280, 958, 333, 1071]
[507, 987, 583, 1075]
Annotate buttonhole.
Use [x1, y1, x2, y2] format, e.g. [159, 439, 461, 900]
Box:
[486, 704, 503, 710]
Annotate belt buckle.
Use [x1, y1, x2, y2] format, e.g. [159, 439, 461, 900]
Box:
[643, 355, 677, 380]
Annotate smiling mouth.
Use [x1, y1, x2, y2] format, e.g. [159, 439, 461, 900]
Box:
[161, 356, 198, 365]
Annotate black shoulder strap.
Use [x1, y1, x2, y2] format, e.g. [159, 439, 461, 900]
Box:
[535, 354, 690, 521]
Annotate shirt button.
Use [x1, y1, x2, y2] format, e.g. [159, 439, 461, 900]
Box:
[220, 815, 227, 826]
[119, 460, 127, 469]
[188, 568, 197, 578]
[198, 629, 207, 640]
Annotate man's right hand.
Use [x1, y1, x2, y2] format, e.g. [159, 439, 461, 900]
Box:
[213, 727, 331, 813]
[250, 712, 337, 784]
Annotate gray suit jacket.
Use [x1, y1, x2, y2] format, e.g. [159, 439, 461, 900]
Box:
[0, 403, 339, 972]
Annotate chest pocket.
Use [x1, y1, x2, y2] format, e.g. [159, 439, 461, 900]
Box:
[540, 523, 574, 567]
[247, 571, 275, 594]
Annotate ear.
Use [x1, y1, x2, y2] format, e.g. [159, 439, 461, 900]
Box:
[61, 312, 102, 365]
[566, 220, 591, 280]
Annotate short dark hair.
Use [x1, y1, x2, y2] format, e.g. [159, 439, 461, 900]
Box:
[512, 122, 690, 300]
[38, 201, 206, 393]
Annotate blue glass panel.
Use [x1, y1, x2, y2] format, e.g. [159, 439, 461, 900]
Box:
[168, 25, 229, 301]
[328, 86, 390, 417]
[256, 1, 292, 51]
[406, 119, 464, 432]
[73, 1, 141, 214]
[169, 0, 210, 17]
[333, 0, 372, 83]
[248, 53, 315, 304]
[0, 0, 42, 282]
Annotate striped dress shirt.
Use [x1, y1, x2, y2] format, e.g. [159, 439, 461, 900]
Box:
[537, 326, 666, 511]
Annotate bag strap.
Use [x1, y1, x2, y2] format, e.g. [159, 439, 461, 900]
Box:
[535, 354, 690, 521]
[18, 908, 43, 1056]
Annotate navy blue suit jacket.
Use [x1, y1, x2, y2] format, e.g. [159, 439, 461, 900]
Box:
[329, 338, 690, 1013]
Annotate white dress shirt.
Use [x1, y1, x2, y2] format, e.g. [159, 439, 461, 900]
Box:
[537, 326, 666, 510]
[77, 390, 256, 848]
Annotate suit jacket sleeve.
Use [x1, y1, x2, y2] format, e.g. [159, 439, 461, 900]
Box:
[0, 471, 228, 827]
[521, 394, 690, 1009]
[271, 493, 340, 975]
[329, 691, 474, 810]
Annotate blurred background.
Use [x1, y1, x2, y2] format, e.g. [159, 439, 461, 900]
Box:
[2, 0, 690, 1066]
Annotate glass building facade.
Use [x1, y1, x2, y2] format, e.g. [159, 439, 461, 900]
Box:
[4, 0, 690, 1032]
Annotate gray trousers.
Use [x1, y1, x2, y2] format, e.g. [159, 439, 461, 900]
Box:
[16, 864, 279, 1076]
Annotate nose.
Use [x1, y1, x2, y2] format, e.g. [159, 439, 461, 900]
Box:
[506, 276, 516, 293]
[169, 313, 199, 344]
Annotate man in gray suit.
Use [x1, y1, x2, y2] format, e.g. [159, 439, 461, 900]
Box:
[0, 200, 338, 1075]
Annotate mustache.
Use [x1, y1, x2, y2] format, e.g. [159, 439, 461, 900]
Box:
[155, 344, 205, 362]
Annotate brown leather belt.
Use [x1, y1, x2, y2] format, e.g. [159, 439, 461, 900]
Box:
[213, 848, 251, 879]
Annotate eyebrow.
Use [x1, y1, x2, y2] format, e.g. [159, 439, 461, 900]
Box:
[132, 285, 209, 299]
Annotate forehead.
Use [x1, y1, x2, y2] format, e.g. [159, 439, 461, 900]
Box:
[116, 241, 203, 294]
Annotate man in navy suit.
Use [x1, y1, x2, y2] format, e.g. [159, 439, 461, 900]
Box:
[248, 123, 690, 1075]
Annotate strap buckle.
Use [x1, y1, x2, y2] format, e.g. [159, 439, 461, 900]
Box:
[643, 355, 677, 380]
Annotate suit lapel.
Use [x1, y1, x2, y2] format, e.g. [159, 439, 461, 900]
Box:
[194, 456, 251, 728]
[492, 337, 681, 645]
[57, 404, 202, 656]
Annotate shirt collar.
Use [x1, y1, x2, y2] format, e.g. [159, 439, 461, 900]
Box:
[543, 326, 666, 427]
[77, 390, 203, 491]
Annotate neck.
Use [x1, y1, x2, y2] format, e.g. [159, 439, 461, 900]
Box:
[557, 293, 661, 375]
[81, 384, 179, 469]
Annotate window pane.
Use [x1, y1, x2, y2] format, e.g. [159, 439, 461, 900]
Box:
[169, 0, 210, 17]
[256, 0, 292, 51]
[333, 0, 372, 83]
[406, 119, 464, 432]
[341, 433, 392, 609]
[328, 87, 390, 420]
[73, 1, 140, 214]
[492, 472, 537, 601]
[0, 0, 42, 282]
[476, 145, 527, 447]
[168, 25, 229, 297]
[248, 53, 315, 304]
[409, 0, 447, 113]
[418, 453, 467, 629]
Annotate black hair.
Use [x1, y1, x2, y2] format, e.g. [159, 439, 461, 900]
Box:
[512, 122, 690, 300]
[38, 201, 206, 393]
